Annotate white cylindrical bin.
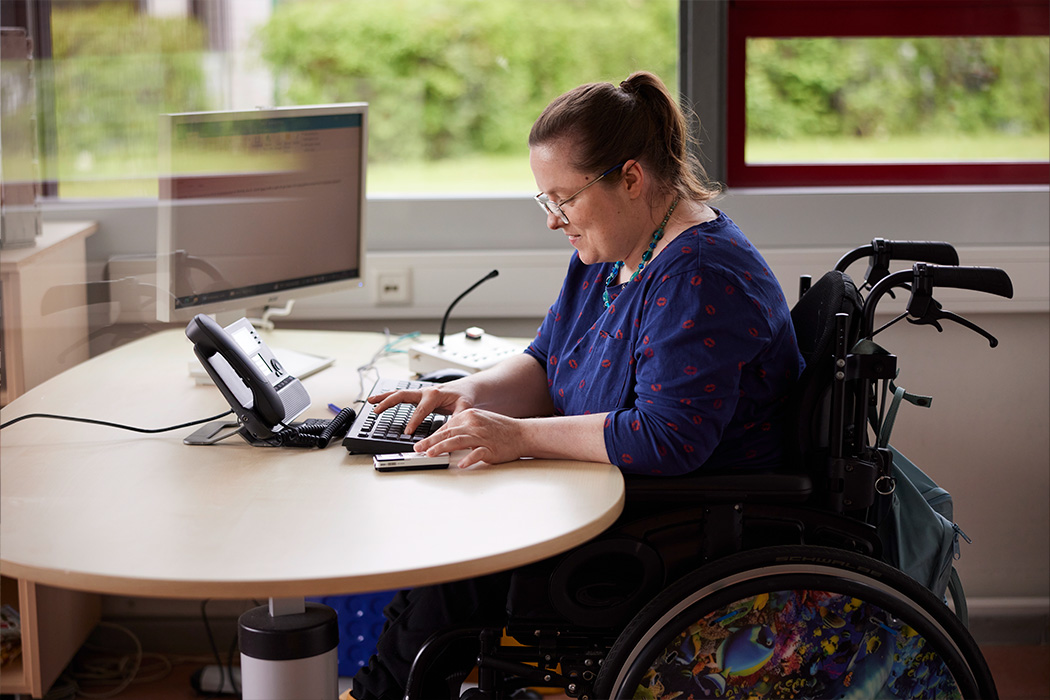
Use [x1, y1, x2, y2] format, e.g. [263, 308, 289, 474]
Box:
[239, 602, 339, 700]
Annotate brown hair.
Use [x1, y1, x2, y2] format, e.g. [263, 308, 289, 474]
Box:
[529, 71, 720, 203]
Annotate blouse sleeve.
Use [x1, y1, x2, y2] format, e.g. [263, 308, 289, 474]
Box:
[525, 256, 577, 370]
[603, 267, 776, 475]
[524, 305, 553, 368]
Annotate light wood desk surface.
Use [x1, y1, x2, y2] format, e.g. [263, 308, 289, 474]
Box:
[0, 328, 625, 600]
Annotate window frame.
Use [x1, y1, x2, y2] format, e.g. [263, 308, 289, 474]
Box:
[725, 0, 1050, 188]
[3, 0, 57, 197]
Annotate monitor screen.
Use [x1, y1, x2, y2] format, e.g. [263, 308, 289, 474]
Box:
[156, 103, 367, 323]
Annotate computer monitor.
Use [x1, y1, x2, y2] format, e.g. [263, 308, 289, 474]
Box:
[156, 103, 368, 324]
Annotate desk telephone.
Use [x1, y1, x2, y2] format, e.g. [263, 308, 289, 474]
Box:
[185, 315, 352, 447]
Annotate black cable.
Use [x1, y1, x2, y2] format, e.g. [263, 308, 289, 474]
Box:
[226, 626, 240, 697]
[200, 600, 228, 699]
[0, 409, 234, 432]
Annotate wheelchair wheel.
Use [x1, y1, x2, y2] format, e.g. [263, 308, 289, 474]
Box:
[594, 545, 996, 699]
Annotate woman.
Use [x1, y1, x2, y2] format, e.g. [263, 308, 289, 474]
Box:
[351, 71, 803, 700]
[373, 71, 801, 476]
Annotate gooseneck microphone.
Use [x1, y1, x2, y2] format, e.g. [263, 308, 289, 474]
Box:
[438, 269, 499, 346]
[409, 268, 522, 375]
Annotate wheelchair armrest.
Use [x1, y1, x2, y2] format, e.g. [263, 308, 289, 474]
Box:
[624, 471, 813, 504]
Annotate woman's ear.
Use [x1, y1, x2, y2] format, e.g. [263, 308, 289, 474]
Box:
[621, 159, 645, 200]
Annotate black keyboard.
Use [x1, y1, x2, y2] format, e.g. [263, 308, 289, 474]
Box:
[341, 377, 448, 454]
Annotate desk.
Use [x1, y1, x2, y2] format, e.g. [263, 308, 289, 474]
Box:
[0, 328, 625, 697]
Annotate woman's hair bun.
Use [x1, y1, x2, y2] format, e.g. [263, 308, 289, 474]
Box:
[623, 71, 661, 92]
[619, 74, 645, 95]
[530, 70, 721, 201]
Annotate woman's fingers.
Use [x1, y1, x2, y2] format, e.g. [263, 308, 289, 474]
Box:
[415, 409, 521, 468]
[368, 390, 422, 414]
[404, 387, 461, 434]
[370, 387, 470, 436]
[455, 447, 491, 470]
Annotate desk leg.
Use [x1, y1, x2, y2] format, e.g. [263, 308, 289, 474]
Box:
[239, 597, 340, 700]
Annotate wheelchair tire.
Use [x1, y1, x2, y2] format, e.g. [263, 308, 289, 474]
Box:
[593, 545, 996, 699]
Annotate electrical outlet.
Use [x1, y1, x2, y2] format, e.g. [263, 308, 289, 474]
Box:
[376, 270, 411, 305]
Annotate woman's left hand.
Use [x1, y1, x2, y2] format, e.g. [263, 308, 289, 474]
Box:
[414, 408, 525, 469]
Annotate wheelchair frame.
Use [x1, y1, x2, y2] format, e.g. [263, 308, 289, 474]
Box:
[403, 239, 1013, 700]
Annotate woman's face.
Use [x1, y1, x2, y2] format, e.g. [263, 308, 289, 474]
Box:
[530, 141, 637, 266]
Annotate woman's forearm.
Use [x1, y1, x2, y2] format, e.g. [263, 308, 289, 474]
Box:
[518, 413, 612, 464]
[455, 353, 554, 418]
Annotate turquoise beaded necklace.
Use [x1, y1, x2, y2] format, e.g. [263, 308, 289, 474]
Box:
[603, 196, 680, 308]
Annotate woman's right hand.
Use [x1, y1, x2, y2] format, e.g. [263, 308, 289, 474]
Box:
[368, 380, 477, 436]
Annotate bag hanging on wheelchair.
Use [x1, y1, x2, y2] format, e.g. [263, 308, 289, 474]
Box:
[851, 340, 967, 603]
[877, 445, 966, 601]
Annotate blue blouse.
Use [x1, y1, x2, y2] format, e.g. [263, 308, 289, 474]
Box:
[524, 211, 804, 476]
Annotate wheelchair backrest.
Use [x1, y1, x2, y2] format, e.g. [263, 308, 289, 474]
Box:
[788, 269, 864, 472]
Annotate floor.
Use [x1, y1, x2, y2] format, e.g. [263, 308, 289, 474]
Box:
[981, 645, 1050, 700]
[35, 644, 1049, 700]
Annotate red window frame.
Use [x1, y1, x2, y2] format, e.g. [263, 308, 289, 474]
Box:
[726, 0, 1050, 187]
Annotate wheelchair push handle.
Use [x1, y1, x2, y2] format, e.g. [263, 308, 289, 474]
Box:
[834, 238, 960, 279]
[919, 263, 1014, 298]
[798, 239, 961, 301]
[863, 263, 1013, 347]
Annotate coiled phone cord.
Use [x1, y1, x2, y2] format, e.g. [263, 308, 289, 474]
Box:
[272, 406, 357, 449]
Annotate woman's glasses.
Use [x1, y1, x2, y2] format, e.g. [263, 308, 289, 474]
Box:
[534, 162, 626, 225]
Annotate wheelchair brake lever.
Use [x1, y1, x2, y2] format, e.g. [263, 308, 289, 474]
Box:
[953, 312, 999, 347]
[906, 296, 999, 347]
[905, 263, 1008, 347]
[905, 311, 943, 333]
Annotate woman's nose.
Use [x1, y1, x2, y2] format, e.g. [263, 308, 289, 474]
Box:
[546, 210, 566, 230]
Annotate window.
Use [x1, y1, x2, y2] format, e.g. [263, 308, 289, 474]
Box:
[17, 0, 678, 200]
[726, 0, 1050, 187]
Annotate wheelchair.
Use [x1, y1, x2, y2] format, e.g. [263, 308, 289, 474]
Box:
[404, 239, 1013, 700]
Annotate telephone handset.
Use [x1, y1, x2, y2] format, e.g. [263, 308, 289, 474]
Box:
[186, 315, 311, 440]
